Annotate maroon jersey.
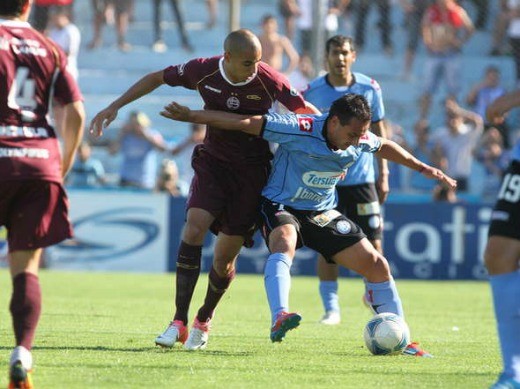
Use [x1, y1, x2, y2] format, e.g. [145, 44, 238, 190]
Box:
[0, 20, 82, 183]
[163, 56, 306, 164]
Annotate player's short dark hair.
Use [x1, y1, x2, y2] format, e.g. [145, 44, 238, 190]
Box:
[0, 0, 28, 17]
[326, 35, 356, 54]
[329, 94, 371, 125]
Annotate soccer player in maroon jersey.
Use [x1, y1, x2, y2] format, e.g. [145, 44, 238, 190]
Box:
[90, 28, 318, 351]
[0, 0, 85, 387]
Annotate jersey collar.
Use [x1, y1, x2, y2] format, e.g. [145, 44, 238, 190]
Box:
[219, 57, 257, 86]
[0, 19, 30, 27]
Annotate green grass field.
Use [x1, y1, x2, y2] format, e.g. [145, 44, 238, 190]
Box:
[0, 270, 500, 388]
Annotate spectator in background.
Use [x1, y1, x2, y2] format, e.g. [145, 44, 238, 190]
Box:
[206, 0, 218, 29]
[419, 0, 474, 120]
[156, 159, 189, 197]
[288, 53, 314, 92]
[431, 97, 483, 192]
[88, 0, 131, 51]
[259, 14, 299, 75]
[432, 181, 458, 202]
[47, 7, 81, 80]
[152, 0, 193, 53]
[385, 119, 409, 190]
[278, 0, 300, 41]
[296, 0, 340, 55]
[507, 1, 520, 86]
[354, 0, 393, 55]
[474, 127, 510, 199]
[399, 0, 431, 81]
[66, 141, 106, 187]
[409, 119, 437, 192]
[170, 122, 206, 186]
[466, 66, 510, 147]
[489, 0, 511, 56]
[31, 0, 73, 32]
[112, 111, 169, 189]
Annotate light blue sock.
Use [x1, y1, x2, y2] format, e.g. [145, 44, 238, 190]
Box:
[264, 253, 292, 324]
[319, 281, 340, 313]
[490, 270, 520, 382]
[365, 278, 404, 318]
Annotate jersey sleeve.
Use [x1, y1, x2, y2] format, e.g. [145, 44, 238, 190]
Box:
[163, 58, 204, 90]
[272, 72, 307, 112]
[262, 113, 316, 144]
[52, 44, 82, 104]
[358, 131, 382, 153]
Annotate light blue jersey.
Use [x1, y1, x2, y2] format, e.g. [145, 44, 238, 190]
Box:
[513, 139, 520, 162]
[304, 72, 385, 186]
[261, 113, 381, 211]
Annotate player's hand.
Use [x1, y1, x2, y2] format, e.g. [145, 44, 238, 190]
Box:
[89, 106, 118, 137]
[486, 103, 506, 125]
[421, 165, 457, 190]
[160, 102, 192, 122]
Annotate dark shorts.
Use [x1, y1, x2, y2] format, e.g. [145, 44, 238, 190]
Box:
[336, 183, 382, 241]
[488, 161, 520, 240]
[187, 146, 270, 244]
[91, 0, 131, 14]
[259, 197, 366, 263]
[0, 181, 73, 252]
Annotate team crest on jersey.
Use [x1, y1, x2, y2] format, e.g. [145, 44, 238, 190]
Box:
[336, 220, 351, 235]
[290, 87, 299, 96]
[226, 96, 240, 110]
[298, 117, 313, 132]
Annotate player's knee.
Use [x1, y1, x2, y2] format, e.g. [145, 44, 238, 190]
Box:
[182, 222, 207, 243]
[364, 254, 391, 282]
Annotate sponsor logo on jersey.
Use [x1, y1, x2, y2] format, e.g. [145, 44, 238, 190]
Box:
[246, 94, 261, 100]
[302, 171, 345, 188]
[370, 78, 381, 91]
[204, 85, 221, 93]
[298, 117, 313, 132]
[226, 96, 240, 110]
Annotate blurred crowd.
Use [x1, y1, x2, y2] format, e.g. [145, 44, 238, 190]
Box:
[35, 0, 520, 201]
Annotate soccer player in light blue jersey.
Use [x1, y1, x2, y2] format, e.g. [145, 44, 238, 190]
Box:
[304, 35, 388, 325]
[484, 91, 520, 389]
[160, 94, 456, 355]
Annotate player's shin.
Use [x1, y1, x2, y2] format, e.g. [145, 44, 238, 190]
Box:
[174, 241, 202, 324]
[365, 278, 404, 318]
[264, 252, 292, 323]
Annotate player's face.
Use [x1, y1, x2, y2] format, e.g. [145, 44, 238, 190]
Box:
[224, 48, 262, 83]
[326, 42, 356, 78]
[328, 116, 371, 150]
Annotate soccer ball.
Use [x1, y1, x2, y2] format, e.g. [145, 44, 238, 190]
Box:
[363, 312, 410, 355]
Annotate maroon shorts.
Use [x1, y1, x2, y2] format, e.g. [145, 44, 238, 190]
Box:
[187, 146, 270, 243]
[0, 181, 73, 252]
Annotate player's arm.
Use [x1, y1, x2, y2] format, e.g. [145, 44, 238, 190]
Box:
[296, 101, 321, 114]
[376, 137, 457, 190]
[160, 102, 264, 136]
[60, 100, 86, 177]
[280, 36, 300, 75]
[487, 90, 520, 123]
[90, 70, 165, 137]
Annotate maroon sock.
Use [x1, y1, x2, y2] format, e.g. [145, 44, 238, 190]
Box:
[173, 241, 202, 325]
[196, 266, 235, 322]
[10, 273, 42, 350]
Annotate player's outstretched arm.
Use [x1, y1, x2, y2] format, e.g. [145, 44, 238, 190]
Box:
[377, 138, 457, 190]
[486, 89, 520, 124]
[89, 71, 165, 137]
[61, 101, 86, 177]
[160, 101, 264, 136]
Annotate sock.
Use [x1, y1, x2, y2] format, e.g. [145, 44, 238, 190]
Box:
[365, 278, 404, 318]
[10, 273, 41, 351]
[319, 280, 340, 313]
[264, 253, 292, 324]
[173, 241, 202, 325]
[490, 270, 520, 382]
[9, 346, 32, 370]
[196, 266, 235, 323]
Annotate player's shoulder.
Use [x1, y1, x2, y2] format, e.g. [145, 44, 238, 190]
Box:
[257, 61, 288, 85]
[353, 72, 381, 92]
[185, 55, 221, 69]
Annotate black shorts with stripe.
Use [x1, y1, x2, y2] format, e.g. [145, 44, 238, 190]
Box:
[488, 160, 520, 240]
[259, 197, 366, 263]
